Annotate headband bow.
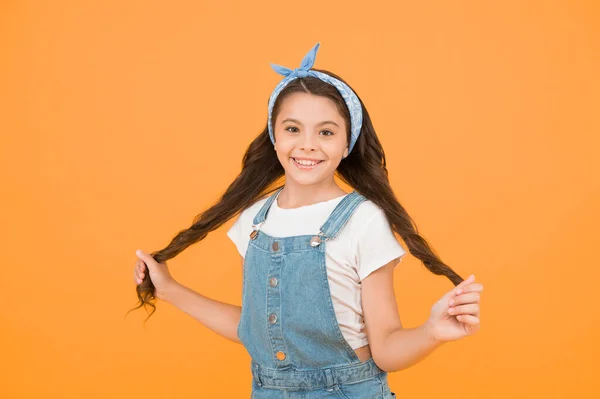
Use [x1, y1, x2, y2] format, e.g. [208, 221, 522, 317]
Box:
[267, 42, 363, 154]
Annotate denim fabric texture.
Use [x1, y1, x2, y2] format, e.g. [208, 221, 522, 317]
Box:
[238, 188, 397, 398]
[267, 42, 363, 155]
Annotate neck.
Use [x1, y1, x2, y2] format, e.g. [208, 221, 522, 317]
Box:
[278, 180, 348, 209]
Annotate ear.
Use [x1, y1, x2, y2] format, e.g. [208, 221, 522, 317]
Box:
[343, 146, 349, 159]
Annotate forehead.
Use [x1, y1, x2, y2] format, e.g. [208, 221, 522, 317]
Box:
[276, 92, 343, 123]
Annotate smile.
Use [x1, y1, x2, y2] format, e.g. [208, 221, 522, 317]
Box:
[292, 158, 324, 169]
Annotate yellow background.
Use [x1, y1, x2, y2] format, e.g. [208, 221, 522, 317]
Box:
[1, 0, 599, 397]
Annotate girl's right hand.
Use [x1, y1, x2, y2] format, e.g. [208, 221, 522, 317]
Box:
[134, 249, 176, 300]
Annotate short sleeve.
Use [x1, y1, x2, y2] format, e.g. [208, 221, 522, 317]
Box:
[355, 209, 407, 281]
[226, 213, 248, 258]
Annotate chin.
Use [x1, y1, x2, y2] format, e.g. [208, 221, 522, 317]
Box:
[288, 174, 321, 185]
[286, 169, 327, 184]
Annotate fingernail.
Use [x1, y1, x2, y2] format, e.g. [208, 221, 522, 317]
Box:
[136, 249, 142, 256]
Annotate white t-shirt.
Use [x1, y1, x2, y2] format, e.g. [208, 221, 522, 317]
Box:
[226, 190, 407, 350]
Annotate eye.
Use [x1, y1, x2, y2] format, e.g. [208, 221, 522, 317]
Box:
[285, 126, 299, 133]
[320, 130, 334, 136]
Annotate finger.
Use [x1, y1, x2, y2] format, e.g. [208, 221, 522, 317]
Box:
[459, 283, 483, 294]
[449, 292, 480, 306]
[442, 275, 475, 301]
[136, 249, 156, 270]
[134, 261, 142, 277]
[456, 314, 480, 325]
[135, 268, 145, 281]
[448, 303, 479, 316]
[454, 274, 475, 291]
[454, 274, 476, 295]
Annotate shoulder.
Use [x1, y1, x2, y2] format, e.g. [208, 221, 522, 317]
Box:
[343, 197, 394, 243]
[350, 198, 406, 281]
[347, 197, 402, 247]
[352, 198, 389, 225]
[234, 195, 270, 229]
[226, 195, 270, 257]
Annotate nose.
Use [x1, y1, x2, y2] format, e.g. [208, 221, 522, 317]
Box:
[299, 131, 318, 151]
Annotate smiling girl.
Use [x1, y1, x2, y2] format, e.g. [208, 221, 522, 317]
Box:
[131, 43, 483, 398]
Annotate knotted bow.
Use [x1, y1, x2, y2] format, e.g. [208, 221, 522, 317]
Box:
[270, 43, 320, 79]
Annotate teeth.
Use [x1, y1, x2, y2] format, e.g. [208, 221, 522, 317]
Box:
[294, 158, 320, 166]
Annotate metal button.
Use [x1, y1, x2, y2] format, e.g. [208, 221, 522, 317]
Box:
[272, 241, 279, 251]
[310, 236, 322, 247]
[269, 313, 278, 324]
[249, 230, 258, 240]
[269, 277, 278, 287]
[276, 351, 286, 361]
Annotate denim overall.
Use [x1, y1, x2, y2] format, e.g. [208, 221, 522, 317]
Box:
[237, 187, 397, 399]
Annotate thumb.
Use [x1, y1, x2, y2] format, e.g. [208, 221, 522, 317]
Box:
[136, 249, 157, 269]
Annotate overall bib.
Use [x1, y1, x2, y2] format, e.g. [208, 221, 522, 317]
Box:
[238, 187, 397, 399]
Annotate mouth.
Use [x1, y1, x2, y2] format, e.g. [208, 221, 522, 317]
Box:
[291, 157, 324, 170]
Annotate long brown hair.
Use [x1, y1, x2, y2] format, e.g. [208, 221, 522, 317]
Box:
[128, 68, 463, 321]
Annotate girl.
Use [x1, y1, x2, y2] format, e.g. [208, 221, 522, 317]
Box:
[130, 43, 483, 398]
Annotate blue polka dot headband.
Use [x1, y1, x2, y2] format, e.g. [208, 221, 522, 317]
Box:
[267, 42, 363, 155]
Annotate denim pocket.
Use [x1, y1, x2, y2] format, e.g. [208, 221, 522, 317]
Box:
[377, 372, 397, 399]
[334, 376, 386, 399]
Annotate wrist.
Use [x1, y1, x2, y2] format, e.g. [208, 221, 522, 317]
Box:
[158, 279, 181, 303]
[423, 319, 445, 346]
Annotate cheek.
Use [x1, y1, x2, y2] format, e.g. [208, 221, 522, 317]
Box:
[276, 136, 298, 154]
[275, 142, 293, 157]
[274, 144, 294, 166]
[323, 142, 346, 160]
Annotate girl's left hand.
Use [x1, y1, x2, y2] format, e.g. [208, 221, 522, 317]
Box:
[426, 274, 483, 343]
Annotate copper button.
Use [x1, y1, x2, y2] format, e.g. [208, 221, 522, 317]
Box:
[269, 277, 278, 287]
[310, 236, 322, 247]
[272, 241, 279, 251]
[269, 313, 278, 324]
[275, 351, 286, 361]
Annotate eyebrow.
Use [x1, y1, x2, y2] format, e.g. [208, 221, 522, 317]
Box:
[280, 118, 340, 128]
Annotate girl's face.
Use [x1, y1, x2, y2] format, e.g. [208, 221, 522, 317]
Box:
[273, 92, 349, 186]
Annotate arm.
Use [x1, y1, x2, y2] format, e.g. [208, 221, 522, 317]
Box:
[162, 255, 244, 344]
[361, 260, 444, 372]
